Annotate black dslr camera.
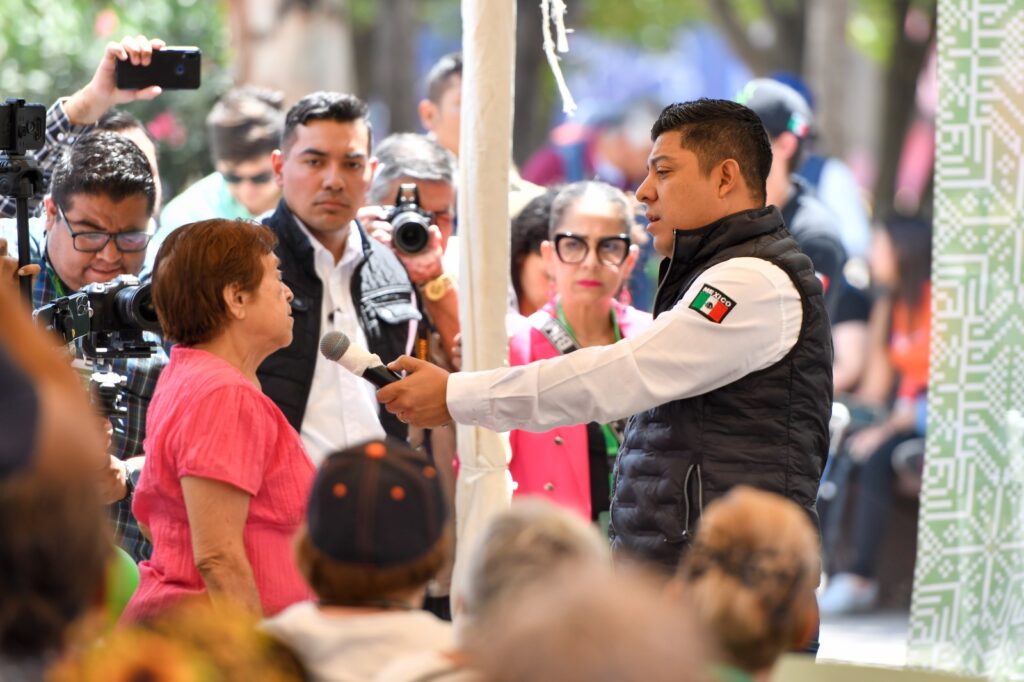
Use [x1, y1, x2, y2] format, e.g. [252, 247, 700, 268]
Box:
[382, 183, 433, 255]
[35, 275, 161, 418]
[35, 275, 161, 358]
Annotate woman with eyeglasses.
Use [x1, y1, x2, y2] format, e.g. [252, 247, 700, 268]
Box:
[508, 181, 651, 532]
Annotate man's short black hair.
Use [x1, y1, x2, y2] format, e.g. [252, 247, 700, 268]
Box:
[424, 52, 462, 103]
[96, 108, 157, 146]
[281, 91, 372, 152]
[50, 131, 156, 215]
[208, 86, 285, 164]
[651, 99, 772, 205]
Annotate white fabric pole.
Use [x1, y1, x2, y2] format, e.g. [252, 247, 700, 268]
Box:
[452, 0, 516, 599]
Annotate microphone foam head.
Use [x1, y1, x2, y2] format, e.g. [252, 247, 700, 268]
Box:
[319, 331, 351, 361]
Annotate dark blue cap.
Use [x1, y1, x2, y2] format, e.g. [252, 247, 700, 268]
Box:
[307, 439, 448, 566]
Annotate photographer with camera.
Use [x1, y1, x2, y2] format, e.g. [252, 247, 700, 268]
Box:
[0, 35, 166, 222]
[359, 133, 460, 620]
[361, 133, 460, 366]
[259, 92, 419, 465]
[0, 130, 166, 563]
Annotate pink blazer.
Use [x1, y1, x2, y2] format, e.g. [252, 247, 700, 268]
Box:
[508, 299, 652, 520]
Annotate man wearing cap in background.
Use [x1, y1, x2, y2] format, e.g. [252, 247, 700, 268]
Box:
[736, 78, 848, 320]
[263, 439, 452, 681]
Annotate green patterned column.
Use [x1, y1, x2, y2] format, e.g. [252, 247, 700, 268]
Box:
[908, 3, 1024, 679]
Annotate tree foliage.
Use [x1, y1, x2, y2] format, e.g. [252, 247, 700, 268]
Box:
[0, 0, 232, 197]
[579, 0, 708, 50]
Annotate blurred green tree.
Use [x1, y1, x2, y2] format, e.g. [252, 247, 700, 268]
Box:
[0, 0, 232, 201]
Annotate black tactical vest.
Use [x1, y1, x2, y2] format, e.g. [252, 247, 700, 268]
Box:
[609, 206, 833, 571]
[257, 200, 420, 441]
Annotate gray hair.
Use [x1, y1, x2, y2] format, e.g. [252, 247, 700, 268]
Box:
[548, 180, 634, 238]
[458, 499, 609, 624]
[368, 133, 457, 204]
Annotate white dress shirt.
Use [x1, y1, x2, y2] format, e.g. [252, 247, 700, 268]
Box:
[295, 218, 386, 464]
[447, 257, 804, 432]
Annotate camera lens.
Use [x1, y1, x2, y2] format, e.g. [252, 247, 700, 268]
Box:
[175, 64, 185, 76]
[114, 283, 162, 333]
[392, 215, 431, 255]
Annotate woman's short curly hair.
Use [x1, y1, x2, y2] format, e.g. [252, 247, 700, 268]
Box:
[152, 219, 277, 346]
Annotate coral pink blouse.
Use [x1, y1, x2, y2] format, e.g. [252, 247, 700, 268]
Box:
[123, 347, 314, 621]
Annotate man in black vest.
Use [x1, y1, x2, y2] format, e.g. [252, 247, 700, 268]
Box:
[259, 93, 419, 464]
[379, 99, 833, 572]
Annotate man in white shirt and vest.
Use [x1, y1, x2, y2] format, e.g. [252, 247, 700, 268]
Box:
[378, 99, 832, 577]
[258, 93, 420, 464]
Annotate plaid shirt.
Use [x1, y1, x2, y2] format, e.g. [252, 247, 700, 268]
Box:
[32, 239, 166, 562]
[0, 100, 91, 220]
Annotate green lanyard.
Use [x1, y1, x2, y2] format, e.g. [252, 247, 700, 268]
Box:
[47, 263, 70, 298]
[555, 300, 622, 461]
[555, 300, 622, 345]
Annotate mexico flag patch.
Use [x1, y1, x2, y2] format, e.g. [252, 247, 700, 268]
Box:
[689, 284, 736, 323]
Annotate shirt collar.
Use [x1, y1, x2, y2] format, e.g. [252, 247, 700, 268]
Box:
[292, 215, 364, 270]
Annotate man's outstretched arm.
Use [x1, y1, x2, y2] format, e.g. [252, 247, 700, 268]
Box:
[378, 257, 803, 432]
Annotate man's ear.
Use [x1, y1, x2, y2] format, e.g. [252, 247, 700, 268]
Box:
[222, 282, 249, 321]
[717, 158, 744, 199]
[271, 149, 285, 188]
[43, 196, 58, 235]
[418, 99, 437, 132]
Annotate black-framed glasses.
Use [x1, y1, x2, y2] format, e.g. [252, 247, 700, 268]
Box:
[553, 232, 631, 266]
[223, 170, 275, 185]
[56, 203, 152, 253]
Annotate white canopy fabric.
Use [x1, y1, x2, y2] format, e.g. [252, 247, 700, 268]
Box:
[451, 0, 516, 601]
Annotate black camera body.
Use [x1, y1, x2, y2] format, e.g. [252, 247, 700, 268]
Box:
[381, 183, 433, 255]
[35, 275, 161, 360]
[0, 98, 46, 301]
[0, 98, 45, 156]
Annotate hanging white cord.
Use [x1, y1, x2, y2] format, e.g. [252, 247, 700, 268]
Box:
[541, 0, 577, 115]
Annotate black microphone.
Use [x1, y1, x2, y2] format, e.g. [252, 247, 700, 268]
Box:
[319, 331, 402, 389]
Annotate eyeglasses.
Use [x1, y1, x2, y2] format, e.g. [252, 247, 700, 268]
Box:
[223, 170, 275, 185]
[56, 203, 152, 253]
[553, 232, 630, 266]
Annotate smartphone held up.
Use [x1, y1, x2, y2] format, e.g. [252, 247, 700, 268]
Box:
[115, 47, 201, 90]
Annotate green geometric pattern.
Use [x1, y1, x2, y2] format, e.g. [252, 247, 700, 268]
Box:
[908, 3, 1024, 680]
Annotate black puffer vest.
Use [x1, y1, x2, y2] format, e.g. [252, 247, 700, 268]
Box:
[609, 206, 833, 571]
[257, 200, 420, 441]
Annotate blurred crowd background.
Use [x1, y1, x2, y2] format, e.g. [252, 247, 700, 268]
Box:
[0, 0, 935, 226]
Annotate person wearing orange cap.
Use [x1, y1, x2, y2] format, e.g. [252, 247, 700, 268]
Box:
[263, 438, 453, 682]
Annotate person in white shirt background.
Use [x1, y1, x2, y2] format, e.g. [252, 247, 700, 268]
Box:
[257, 92, 421, 465]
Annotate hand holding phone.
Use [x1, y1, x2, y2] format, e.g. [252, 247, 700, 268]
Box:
[115, 47, 201, 90]
[63, 36, 169, 126]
